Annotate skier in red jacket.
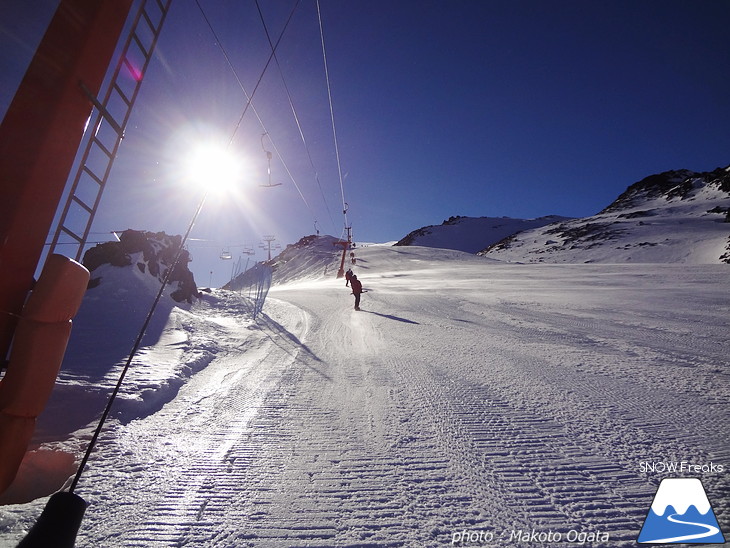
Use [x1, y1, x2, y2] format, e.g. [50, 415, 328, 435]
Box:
[350, 275, 363, 311]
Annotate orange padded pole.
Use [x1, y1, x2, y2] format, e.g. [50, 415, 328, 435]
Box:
[0, 0, 132, 361]
[0, 414, 36, 494]
[0, 255, 88, 495]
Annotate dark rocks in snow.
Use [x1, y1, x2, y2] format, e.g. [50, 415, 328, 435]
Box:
[395, 227, 431, 247]
[601, 170, 694, 213]
[482, 221, 624, 255]
[715, 168, 730, 193]
[543, 221, 624, 243]
[395, 216, 474, 246]
[83, 241, 132, 271]
[480, 234, 518, 255]
[480, 164, 730, 263]
[602, 166, 730, 214]
[720, 238, 730, 264]
[617, 209, 658, 219]
[82, 229, 198, 303]
[706, 206, 730, 222]
[285, 234, 323, 251]
[443, 215, 468, 226]
[265, 234, 335, 270]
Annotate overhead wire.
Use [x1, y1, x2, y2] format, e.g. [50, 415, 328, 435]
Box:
[194, 0, 322, 229]
[224, 0, 300, 146]
[195, 0, 350, 239]
[254, 0, 337, 233]
[316, 0, 349, 232]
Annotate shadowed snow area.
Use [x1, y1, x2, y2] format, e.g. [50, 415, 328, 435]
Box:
[1, 245, 728, 546]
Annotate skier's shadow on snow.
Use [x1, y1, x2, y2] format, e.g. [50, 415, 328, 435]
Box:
[257, 313, 332, 381]
[361, 310, 419, 324]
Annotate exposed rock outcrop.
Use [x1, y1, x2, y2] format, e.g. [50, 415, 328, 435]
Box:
[83, 230, 198, 303]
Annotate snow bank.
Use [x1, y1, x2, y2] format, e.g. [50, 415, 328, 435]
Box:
[482, 168, 730, 263]
[2, 257, 248, 504]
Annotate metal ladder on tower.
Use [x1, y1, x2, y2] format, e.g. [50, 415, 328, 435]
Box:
[47, 0, 173, 262]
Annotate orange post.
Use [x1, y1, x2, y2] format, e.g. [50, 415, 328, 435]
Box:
[0, 255, 89, 494]
[334, 240, 350, 278]
[0, 0, 133, 361]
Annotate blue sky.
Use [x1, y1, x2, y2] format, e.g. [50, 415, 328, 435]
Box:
[2, 1, 729, 287]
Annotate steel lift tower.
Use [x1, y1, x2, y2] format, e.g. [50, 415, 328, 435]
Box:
[259, 235, 280, 261]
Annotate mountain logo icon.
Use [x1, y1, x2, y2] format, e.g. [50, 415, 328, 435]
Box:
[638, 478, 726, 544]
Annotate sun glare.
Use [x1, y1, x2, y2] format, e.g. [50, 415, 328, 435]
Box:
[185, 143, 245, 195]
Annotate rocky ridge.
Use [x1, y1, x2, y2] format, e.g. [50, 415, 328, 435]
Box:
[82, 229, 199, 302]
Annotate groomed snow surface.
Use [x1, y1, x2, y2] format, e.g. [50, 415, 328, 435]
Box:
[1, 245, 729, 547]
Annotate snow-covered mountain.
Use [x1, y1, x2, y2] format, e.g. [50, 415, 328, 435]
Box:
[480, 166, 730, 264]
[650, 478, 713, 516]
[395, 215, 571, 253]
[225, 235, 345, 290]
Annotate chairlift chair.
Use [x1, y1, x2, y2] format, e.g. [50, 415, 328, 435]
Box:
[260, 133, 282, 188]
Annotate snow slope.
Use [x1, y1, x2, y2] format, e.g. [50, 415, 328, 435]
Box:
[1, 243, 728, 547]
[225, 235, 344, 290]
[481, 167, 730, 264]
[395, 215, 571, 254]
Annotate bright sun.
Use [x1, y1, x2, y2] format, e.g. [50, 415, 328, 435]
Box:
[185, 143, 245, 194]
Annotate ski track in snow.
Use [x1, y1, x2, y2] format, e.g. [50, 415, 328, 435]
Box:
[1, 247, 729, 547]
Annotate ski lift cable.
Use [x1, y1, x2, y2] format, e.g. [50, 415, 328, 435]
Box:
[254, 0, 337, 233]
[317, 0, 349, 230]
[193, 0, 251, 115]
[264, 138, 322, 235]
[195, 0, 322, 229]
[226, 0, 301, 147]
[69, 194, 208, 493]
[194, 0, 268, 140]
[193, 0, 300, 147]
